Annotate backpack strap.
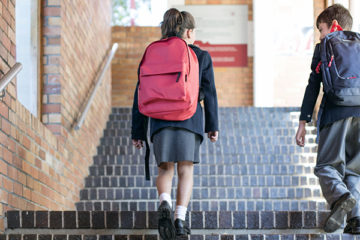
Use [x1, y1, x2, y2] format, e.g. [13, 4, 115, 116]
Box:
[315, 61, 322, 74]
[315, 23, 343, 74]
[137, 66, 151, 181]
[144, 138, 150, 181]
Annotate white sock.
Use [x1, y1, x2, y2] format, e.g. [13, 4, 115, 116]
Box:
[159, 193, 172, 208]
[175, 205, 187, 221]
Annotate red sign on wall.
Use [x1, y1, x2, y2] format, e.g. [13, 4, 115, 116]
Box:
[175, 5, 249, 68]
[195, 41, 248, 67]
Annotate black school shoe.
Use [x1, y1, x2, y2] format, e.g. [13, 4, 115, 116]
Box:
[344, 217, 360, 234]
[158, 201, 176, 240]
[324, 193, 357, 233]
[174, 219, 191, 236]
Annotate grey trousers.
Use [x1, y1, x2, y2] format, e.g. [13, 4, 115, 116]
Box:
[315, 117, 360, 219]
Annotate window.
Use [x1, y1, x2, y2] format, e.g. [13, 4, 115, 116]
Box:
[112, 0, 169, 26]
[16, 0, 40, 117]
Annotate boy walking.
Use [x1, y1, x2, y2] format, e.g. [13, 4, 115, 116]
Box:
[296, 4, 360, 234]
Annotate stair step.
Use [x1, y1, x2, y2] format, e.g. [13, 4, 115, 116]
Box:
[6, 211, 333, 230]
[94, 148, 317, 156]
[75, 200, 328, 211]
[1, 233, 357, 239]
[87, 164, 317, 176]
[79, 189, 324, 201]
[91, 157, 317, 167]
[103, 124, 308, 130]
[82, 178, 320, 188]
[101, 130, 315, 137]
[99, 137, 318, 147]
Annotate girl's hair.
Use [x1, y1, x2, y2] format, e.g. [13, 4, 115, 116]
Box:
[316, 4, 353, 30]
[161, 8, 195, 39]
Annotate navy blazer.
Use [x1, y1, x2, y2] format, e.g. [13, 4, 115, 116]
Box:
[300, 43, 360, 128]
[131, 44, 219, 142]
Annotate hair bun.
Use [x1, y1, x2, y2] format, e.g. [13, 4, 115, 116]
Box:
[176, 12, 183, 25]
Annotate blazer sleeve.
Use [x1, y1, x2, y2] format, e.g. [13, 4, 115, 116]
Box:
[201, 51, 219, 132]
[131, 70, 149, 140]
[299, 44, 322, 122]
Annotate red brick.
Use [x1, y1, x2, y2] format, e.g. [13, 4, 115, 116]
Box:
[48, 55, 60, 65]
[13, 182, 22, 196]
[6, 135, 15, 153]
[35, 158, 41, 169]
[1, 8, 11, 25]
[42, 104, 60, 113]
[0, 158, 7, 175]
[43, 7, 60, 16]
[47, 37, 61, 45]
[2, 177, 13, 192]
[1, 0, 7, 8]
[43, 26, 61, 36]
[7, 0, 14, 17]
[12, 155, 21, 169]
[9, 43, 15, 57]
[0, 130, 7, 144]
[7, 165, 17, 181]
[0, 103, 8, 119]
[47, 74, 60, 84]
[0, 17, 7, 32]
[17, 145, 27, 161]
[0, 33, 10, 52]
[45, 124, 61, 134]
[35, 136, 41, 145]
[1, 118, 10, 135]
[0, 43, 7, 62]
[43, 85, 60, 94]
[39, 150, 45, 160]
[0, 188, 8, 202]
[2, 145, 12, 164]
[22, 135, 31, 150]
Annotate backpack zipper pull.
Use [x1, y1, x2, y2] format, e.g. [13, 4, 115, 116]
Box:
[315, 61, 322, 74]
[328, 55, 334, 67]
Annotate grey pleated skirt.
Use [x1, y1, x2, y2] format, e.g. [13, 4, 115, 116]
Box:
[153, 127, 201, 166]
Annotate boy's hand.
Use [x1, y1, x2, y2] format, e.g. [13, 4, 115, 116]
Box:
[132, 139, 144, 149]
[208, 131, 218, 142]
[295, 121, 307, 147]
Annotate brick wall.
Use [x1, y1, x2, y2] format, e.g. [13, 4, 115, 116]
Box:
[42, 0, 61, 134]
[111, 0, 254, 107]
[0, 0, 112, 231]
[112, 27, 160, 106]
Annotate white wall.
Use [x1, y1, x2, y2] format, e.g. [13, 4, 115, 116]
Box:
[253, 0, 275, 107]
[350, 0, 360, 32]
[253, 0, 314, 107]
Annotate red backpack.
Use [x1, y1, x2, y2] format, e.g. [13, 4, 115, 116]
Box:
[138, 37, 199, 121]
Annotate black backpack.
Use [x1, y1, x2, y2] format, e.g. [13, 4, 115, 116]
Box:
[320, 30, 360, 106]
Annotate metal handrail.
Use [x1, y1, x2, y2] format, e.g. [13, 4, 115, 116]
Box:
[74, 43, 119, 130]
[0, 63, 23, 96]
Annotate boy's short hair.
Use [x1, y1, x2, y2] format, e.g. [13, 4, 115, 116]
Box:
[316, 4, 353, 30]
